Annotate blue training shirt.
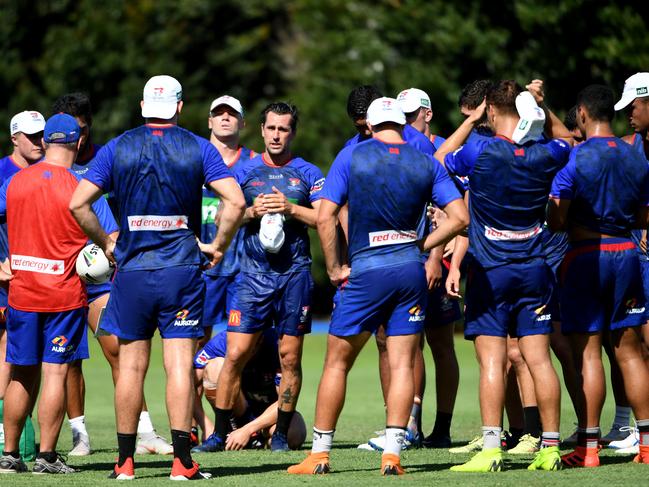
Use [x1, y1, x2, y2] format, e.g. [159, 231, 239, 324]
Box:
[446, 135, 570, 269]
[85, 124, 232, 271]
[322, 138, 461, 273]
[236, 154, 325, 274]
[202, 146, 255, 277]
[550, 136, 649, 236]
[627, 133, 649, 259]
[343, 124, 437, 159]
[0, 156, 24, 307]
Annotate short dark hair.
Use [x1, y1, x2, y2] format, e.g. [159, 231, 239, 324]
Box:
[52, 92, 93, 126]
[458, 80, 493, 109]
[346, 85, 383, 120]
[564, 105, 579, 131]
[486, 80, 523, 116]
[260, 102, 298, 131]
[576, 85, 615, 122]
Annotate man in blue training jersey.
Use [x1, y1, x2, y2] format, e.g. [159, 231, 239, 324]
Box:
[192, 329, 306, 451]
[549, 84, 649, 467]
[397, 87, 446, 150]
[288, 97, 468, 476]
[193, 95, 256, 443]
[0, 110, 44, 454]
[204, 102, 324, 454]
[69, 75, 245, 480]
[439, 80, 571, 472]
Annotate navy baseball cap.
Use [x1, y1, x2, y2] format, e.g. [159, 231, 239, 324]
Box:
[44, 113, 80, 144]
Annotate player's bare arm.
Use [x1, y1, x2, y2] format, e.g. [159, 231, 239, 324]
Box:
[547, 197, 570, 232]
[317, 198, 349, 285]
[526, 79, 574, 144]
[203, 176, 245, 267]
[420, 198, 469, 252]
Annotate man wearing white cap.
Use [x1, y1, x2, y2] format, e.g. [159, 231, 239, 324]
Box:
[397, 88, 446, 150]
[288, 97, 468, 476]
[70, 75, 245, 480]
[0, 110, 45, 455]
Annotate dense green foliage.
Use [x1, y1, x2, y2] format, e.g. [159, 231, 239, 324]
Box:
[1, 0, 647, 305]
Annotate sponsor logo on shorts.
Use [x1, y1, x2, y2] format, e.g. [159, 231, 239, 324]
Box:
[368, 229, 417, 247]
[534, 305, 551, 322]
[51, 335, 73, 353]
[484, 224, 541, 241]
[408, 304, 425, 322]
[228, 309, 241, 326]
[174, 309, 199, 327]
[11, 255, 64, 275]
[299, 305, 310, 324]
[127, 215, 188, 231]
[625, 298, 646, 315]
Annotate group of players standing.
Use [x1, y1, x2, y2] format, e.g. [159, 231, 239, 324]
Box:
[0, 70, 647, 479]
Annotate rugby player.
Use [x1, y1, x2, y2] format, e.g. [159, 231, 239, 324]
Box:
[0, 110, 45, 454]
[70, 75, 245, 480]
[54, 92, 172, 456]
[205, 102, 324, 453]
[440, 80, 571, 472]
[550, 84, 649, 467]
[192, 329, 306, 451]
[0, 114, 116, 474]
[288, 97, 468, 475]
[397, 87, 446, 149]
[193, 95, 255, 442]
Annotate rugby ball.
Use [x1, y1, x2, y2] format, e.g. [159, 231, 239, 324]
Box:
[76, 244, 114, 284]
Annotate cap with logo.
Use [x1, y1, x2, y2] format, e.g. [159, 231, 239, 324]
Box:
[614, 72, 649, 111]
[396, 88, 431, 114]
[512, 91, 546, 145]
[10, 111, 46, 136]
[43, 113, 81, 144]
[366, 97, 406, 126]
[210, 95, 244, 117]
[141, 75, 183, 119]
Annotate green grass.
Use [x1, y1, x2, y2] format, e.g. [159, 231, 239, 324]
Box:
[8, 332, 644, 485]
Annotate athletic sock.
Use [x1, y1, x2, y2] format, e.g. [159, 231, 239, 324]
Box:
[276, 409, 294, 436]
[541, 431, 560, 448]
[171, 430, 193, 469]
[482, 426, 502, 450]
[408, 397, 422, 434]
[432, 411, 453, 438]
[69, 415, 88, 437]
[137, 411, 155, 438]
[2, 450, 19, 459]
[311, 428, 334, 454]
[509, 426, 523, 443]
[613, 406, 631, 427]
[37, 451, 57, 463]
[214, 408, 232, 439]
[637, 419, 649, 446]
[523, 406, 541, 437]
[117, 433, 137, 467]
[577, 427, 599, 449]
[384, 427, 406, 456]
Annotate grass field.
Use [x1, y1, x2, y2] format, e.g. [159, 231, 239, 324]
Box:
[7, 331, 644, 486]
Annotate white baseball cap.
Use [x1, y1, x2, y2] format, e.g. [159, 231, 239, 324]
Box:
[210, 95, 244, 117]
[366, 97, 406, 126]
[614, 72, 649, 111]
[259, 213, 285, 253]
[141, 75, 183, 119]
[10, 111, 45, 136]
[396, 88, 431, 114]
[512, 91, 546, 144]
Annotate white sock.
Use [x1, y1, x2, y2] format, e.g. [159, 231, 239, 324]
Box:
[613, 406, 631, 427]
[137, 411, 155, 436]
[69, 415, 88, 436]
[384, 427, 406, 456]
[312, 428, 334, 454]
[482, 426, 502, 450]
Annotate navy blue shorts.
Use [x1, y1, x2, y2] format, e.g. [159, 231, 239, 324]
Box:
[87, 281, 111, 304]
[101, 265, 205, 340]
[464, 259, 554, 339]
[640, 258, 649, 308]
[425, 264, 462, 328]
[228, 271, 313, 336]
[329, 261, 428, 337]
[560, 239, 646, 334]
[203, 274, 238, 328]
[6, 306, 88, 365]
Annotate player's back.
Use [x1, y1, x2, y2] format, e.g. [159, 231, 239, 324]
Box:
[566, 137, 649, 235]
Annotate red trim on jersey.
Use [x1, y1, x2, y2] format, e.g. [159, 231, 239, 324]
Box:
[8, 155, 24, 170]
[429, 134, 437, 144]
[227, 147, 243, 168]
[262, 152, 292, 168]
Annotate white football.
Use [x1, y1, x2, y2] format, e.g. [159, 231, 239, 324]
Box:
[76, 244, 114, 284]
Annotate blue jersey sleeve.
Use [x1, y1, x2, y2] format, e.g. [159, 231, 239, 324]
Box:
[198, 137, 232, 184]
[213, 331, 227, 358]
[320, 150, 351, 205]
[543, 138, 571, 165]
[549, 154, 577, 199]
[444, 138, 488, 177]
[0, 177, 9, 218]
[84, 138, 116, 191]
[304, 164, 326, 203]
[92, 195, 119, 234]
[430, 134, 446, 152]
[431, 160, 462, 207]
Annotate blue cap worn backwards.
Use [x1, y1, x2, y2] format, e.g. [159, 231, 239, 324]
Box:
[44, 113, 80, 144]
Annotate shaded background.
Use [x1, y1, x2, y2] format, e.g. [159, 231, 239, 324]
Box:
[2, 0, 648, 314]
